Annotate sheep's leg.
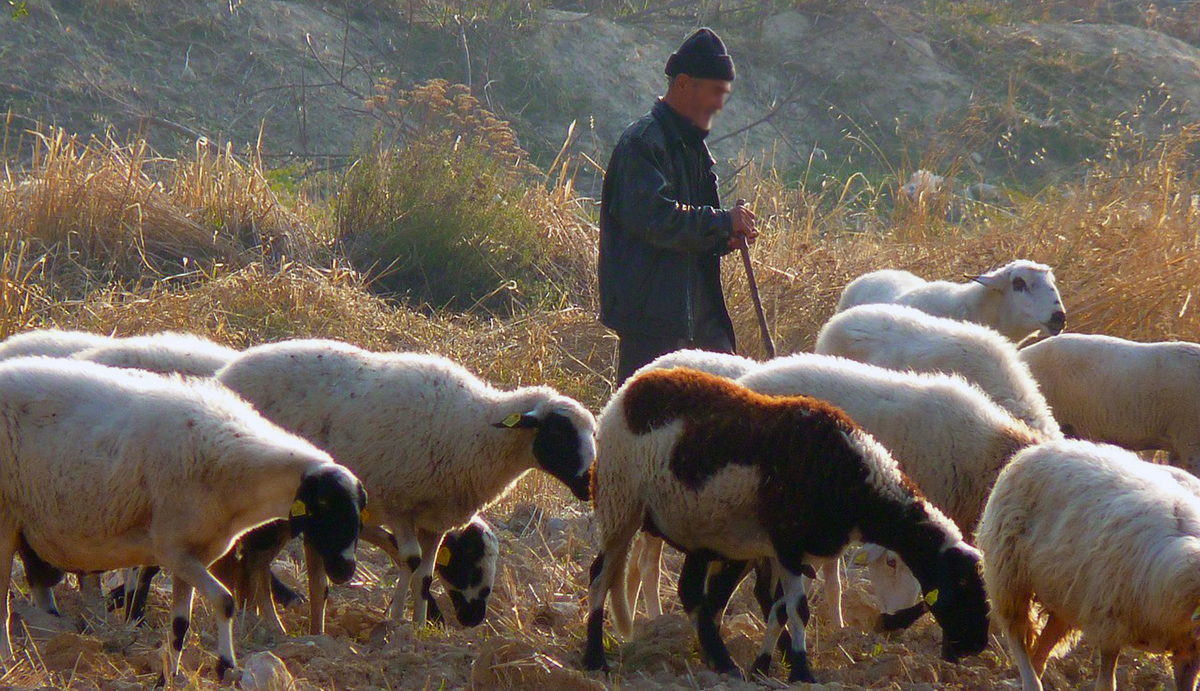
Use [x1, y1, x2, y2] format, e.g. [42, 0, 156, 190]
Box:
[1004, 628, 1044, 691]
[165, 556, 237, 679]
[679, 552, 742, 679]
[1029, 612, 1069, 676]
[625, 534, 644, 617]
[124, 566, 158, 624]
[408, 529, 443, 629]
[705, 558, 749, 625]
[819, 559, 844, 629]
[78, 574, 103, 614]
[1094, 648, 1119, 691]
[781, 571, 815, 683]
[387, 525, 420, 623]
[0, 527, 19, 659]
[360, 526, 446, 624]
[583, 522, 639, 673]
[18, 536, 62, 617]
[634, 535, 665, 618]
[166, 578, 195, 678]
[1172, 651, 1200, 691]
[303, 541, 328, 635]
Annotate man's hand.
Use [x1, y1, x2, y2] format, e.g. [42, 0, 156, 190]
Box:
[729, 200, 758, 249]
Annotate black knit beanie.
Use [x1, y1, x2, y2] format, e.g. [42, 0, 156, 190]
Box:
[665, 28, 735, 82]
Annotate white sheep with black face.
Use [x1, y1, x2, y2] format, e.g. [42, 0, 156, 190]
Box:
[0, 357, 364, 680]
[835, 260, 1066, 342]
[215, 339, 596, 633]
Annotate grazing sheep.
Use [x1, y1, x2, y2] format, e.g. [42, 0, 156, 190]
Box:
[1019, 333, 1200, 474]
[72, 332, 238, 377]
[977, 439, 1200, 691]
[835, 260, 1066, 342]
[215, 339, 595, 632]
[627, 351, 1039, 630]
[0, 357, 365, 678]
[0, 329, 110, 360]
[584, 367, 990, 681]
[816, 304, 1061, 438]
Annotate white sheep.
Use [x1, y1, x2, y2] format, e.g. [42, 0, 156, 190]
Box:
[0, 357, 365, 679]
[977, 439, 1200, 691]
[0, 329, 110, 360]
[625, 351, 1041, 630]
[815, 304, 1061, 438]
[214, 339, 595, 633]
[835, 260, 1066, 342]
[1019, 333, 1200, 474]
[583, 367, 990, 681]
[71, 331, 238, 377]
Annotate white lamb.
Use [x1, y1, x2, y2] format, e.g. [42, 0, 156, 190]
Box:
[835, 260, 1066, 342]
[815, 304, 1061, 438]
[977, 439, 1200, 691]
[0, 357, 365, 679]
[0, 329, 110, 360]
[214, 339, 596, 633]
[1019, 333, 1200, 474]
[625, 351, 1041, 631]
[72, 331, 238, 377]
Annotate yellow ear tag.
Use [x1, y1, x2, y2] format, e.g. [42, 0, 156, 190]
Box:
[290, 500, 307, 518]
[924, 589, 939, 607]
[1192, 604, 1200, 622]
[871, 643, 883, 657]
[501, 413, 522, 428]
[853, 551, 870, 566]
[435, 546, 452, 567]
[359, 507, 372, 524]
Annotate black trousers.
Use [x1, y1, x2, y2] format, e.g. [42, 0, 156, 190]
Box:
[616, 331, 735, 386]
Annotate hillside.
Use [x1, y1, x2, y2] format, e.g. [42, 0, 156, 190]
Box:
[4, 1, 1200, 191]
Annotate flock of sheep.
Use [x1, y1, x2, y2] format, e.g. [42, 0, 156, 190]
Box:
[1, 258, 1199, 691]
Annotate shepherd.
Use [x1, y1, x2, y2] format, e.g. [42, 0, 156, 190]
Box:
[599, 27, 759, 385]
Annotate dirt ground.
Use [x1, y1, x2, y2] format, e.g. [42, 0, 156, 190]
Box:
[0, 495, 1182, 691]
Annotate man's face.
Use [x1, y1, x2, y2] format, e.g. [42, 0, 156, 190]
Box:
[676, 75, 732, 131]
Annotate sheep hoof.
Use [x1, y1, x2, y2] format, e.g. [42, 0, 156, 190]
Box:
[750, 653, 772, 677]
[715, 663, 745, 681]
[215, 657, 240, 682]
[582, 651, 609, 673]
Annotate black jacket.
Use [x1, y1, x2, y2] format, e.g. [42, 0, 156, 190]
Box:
[598, 100, 736, 344]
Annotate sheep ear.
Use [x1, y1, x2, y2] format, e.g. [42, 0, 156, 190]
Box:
[969, 270, 1007, 291]
[492, 411, 540, 429]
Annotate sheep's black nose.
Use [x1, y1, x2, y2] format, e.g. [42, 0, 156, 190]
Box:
[1047, 310, 1066, 334]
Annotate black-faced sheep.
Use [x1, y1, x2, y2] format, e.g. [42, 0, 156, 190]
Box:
[835, 260, 1066, 342]
[215, 339, 594, 632]
[977, 439, 1200, 691]
[584, 367, 990, 682]
[0, 357, 364, 678]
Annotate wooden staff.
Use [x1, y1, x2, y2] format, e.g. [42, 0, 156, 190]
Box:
[735, 199, 775, 358]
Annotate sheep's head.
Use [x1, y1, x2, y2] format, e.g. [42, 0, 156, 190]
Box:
[492, 393, 597, 501]
[435, 517, 499, 627]
[971, 260, 1066, 339]
[291, 465, 366, 584]
[924, 543, 990, 663]
[856, 545, 925, 631]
